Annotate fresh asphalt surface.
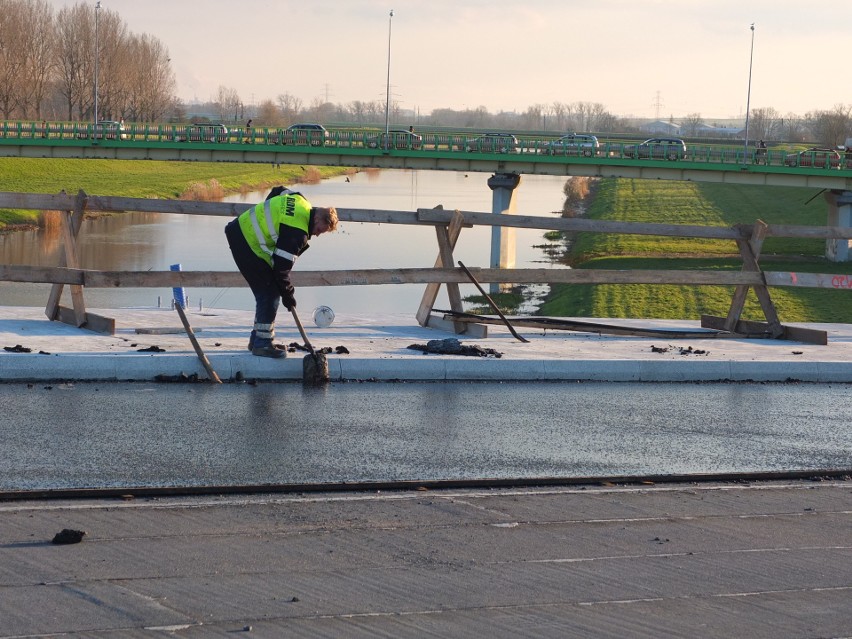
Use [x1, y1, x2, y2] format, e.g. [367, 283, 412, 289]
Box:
[1, 305, 852, 490]
[2, 381, 851, 491]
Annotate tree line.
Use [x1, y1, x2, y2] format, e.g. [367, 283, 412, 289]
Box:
[0, 0, 175, 122]
[197, 86, 851, 148]
[2, 0, 848, 147]
[679, 105, 851, 147]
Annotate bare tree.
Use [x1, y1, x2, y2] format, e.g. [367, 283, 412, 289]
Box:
[54, 3, 95, 120]
[347, 100, 369, 125]
[748, 107, 780, 141]
[124, 33, 175, 122]
[805, 104, 852, 147]
[276, 92, 303, 125]
[779, 112, 804, 143]
[214, 85, 241, 122]
[521, 104, 546, 130]
[93, 8, 130, 120]
[566, 102, 613, 133]
[307, 97, 334, 123]
[0, 0, 29, 118]
[550, 102, 568, 131]
[2, 0, 57, 119]
[254, 99, 281, 127]
[681, 112, 704, 137]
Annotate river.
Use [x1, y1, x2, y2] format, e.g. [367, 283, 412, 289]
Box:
[0, 170, 570, 315]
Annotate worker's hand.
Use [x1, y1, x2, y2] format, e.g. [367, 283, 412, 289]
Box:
[280, 284, 297, 311]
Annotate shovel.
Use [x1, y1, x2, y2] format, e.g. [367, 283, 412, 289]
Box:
[290, 307, 330, 384]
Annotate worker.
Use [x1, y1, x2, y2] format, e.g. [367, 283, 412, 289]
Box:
[225, 186, 338, 358]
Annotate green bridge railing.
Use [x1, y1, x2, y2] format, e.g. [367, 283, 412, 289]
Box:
[2, 120, 851, 174]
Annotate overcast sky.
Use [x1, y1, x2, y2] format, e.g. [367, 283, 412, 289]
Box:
[46, 0, 851, 120]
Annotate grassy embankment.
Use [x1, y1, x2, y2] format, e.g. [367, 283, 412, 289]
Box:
[539, 178, 852, 323]
[0, 157, 352, 230]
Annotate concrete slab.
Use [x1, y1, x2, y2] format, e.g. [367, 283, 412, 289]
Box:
[2, 305, 852, 382]
[0, 481, 849, 638]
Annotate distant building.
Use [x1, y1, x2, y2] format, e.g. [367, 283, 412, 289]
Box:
[696, 124, 740, 138]
[641, 120, 681, 135]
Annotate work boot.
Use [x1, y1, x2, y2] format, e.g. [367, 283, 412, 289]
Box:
[249, 337, 286, 352]
[251, 345, 286, 358]
[248, 331, 287, 352]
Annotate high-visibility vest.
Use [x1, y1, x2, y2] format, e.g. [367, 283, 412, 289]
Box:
[237, 194, 311, 267]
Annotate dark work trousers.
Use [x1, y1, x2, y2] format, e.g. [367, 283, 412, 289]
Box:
[225, 219, 281, 337]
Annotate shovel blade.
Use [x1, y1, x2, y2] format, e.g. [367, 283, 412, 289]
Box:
[303, 351, 330, 384]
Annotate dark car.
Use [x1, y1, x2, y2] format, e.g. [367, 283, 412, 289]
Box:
[464, 132, 519, 154]
[277, 123, 328, 146]
[76, 120, 126, 140]
[546, 133, 599, 157]
[365, 130, 423, 150]
[784, 147, 841, 169]
[624, 137, 687, 160]
[175, 124, 229, 142]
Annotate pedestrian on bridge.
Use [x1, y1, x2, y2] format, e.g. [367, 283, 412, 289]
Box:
[225, 186, 338, 358]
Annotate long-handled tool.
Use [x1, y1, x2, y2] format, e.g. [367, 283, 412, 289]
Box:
[290, 307, 330, 384]
[457, 261, 529, 343]
[174, 303, 222, 383]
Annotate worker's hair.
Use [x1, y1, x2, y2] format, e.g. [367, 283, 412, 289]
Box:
[312, 206, 339, 232]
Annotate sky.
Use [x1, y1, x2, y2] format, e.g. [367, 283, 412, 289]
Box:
[45, 0, 852, 120]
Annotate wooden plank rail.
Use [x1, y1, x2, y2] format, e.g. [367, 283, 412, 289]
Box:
[1, 189, 851, 345]
[0, 264, 771, 287]
[4, 191, 852, 239]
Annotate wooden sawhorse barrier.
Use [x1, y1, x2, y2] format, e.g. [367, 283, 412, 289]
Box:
[44, 190, 115, 334]
[414, 208, 487, 337]
[701, 219, 827, 344]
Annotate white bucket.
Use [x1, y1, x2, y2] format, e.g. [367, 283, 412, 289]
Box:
[312, 305, 335, 328]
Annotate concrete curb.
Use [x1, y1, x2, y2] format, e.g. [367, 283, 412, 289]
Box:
[1, 351, 851, 383]
[3, 307, 852, 383]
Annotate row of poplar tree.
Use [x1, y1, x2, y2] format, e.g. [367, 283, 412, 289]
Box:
[0, 0, 176, 123]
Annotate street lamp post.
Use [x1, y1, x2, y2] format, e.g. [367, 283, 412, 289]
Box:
[94, 1, 101, 132]
[384, 9, 393, 151]
[743, 23, 755, 164]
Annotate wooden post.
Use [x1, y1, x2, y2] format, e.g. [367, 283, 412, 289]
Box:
[415, 208, 487, 336]
[722, 220, 783, 337]
[415, 207, 464, 326]
[43, 189, 115, 334]
[45, 190, 86, 323]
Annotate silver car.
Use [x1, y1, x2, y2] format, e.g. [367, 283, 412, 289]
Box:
[624, 137, 687, 160]
[546, 133, 599, 157]
[464, 132, 519, 154]
[279, 123, 328, 146]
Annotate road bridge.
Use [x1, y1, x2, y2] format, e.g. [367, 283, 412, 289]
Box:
[3, 122, 852, 266]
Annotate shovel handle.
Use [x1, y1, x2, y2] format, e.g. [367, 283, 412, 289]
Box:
[290, 307, 316, 356]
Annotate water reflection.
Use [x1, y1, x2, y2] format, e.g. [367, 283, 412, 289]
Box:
[1, 170, 570, 314]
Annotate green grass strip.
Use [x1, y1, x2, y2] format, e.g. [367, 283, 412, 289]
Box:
[0, 158, 349, 229]
[543, 178, 851, 322]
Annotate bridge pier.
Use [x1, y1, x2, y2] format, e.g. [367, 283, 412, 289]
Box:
[825, 190, 852, 262]
[488, 172, 521, 294]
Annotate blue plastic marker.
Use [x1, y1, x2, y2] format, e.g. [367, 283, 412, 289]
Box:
[170, 263, 187, 309]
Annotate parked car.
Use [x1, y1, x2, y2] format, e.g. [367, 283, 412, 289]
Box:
[365, 129, 423, 150]
[784, 147, 841, 169]
[76, 120, 126, 140]
[546, 133, 599, 157]
[624, 137, 687, 160]
[464, 132, 519, 154]
[276, 123, 328, 146]
[175, 124, 229, 142]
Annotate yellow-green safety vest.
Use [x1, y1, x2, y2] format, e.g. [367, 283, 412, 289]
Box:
[237, 194, 311, 267]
